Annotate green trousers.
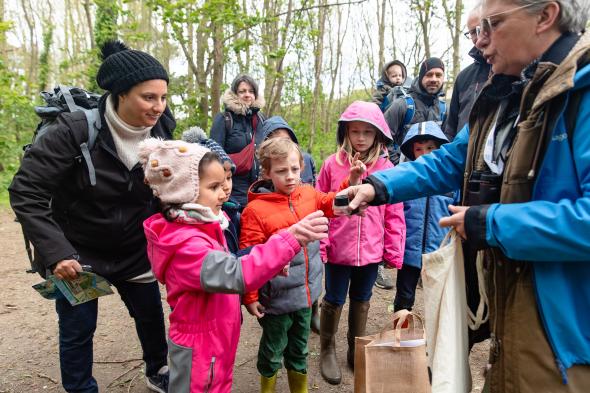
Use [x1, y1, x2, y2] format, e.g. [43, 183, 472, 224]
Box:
[257, 307, 312, 378]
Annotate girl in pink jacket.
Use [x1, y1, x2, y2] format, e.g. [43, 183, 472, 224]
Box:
[315, 101, 406, 385]
[139, 139, 328, 393]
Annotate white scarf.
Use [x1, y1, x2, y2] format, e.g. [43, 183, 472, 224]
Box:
[168, 203, 229, 230]
[104, 95, 153, 170]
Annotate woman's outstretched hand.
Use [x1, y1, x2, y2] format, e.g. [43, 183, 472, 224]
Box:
[334, 184, 376, 216]
[287, 210, 329, 246]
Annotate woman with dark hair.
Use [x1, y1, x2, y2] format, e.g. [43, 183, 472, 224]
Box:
[210, 74, 266, 207]
[9, 41, 173, 393]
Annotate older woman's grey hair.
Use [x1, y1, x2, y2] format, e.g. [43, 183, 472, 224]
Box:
[493, 0, 589, 33]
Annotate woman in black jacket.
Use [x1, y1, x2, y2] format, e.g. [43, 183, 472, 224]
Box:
[9, 41, 173, 393]
[210, 74, 265, 207]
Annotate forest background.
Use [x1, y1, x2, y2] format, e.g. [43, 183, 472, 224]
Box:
[0, 0, 476, 205]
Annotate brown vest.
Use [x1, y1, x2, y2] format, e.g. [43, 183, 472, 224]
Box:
[464, 32, 590, 393]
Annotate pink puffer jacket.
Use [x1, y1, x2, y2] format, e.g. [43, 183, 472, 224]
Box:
[316, 101, 405, 268]
[316, 153, 405, 268]
[144, 213, 300, 392]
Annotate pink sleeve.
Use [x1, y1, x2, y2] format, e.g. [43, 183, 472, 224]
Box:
[241, 230, 301, 292]
[173, 231, 301, 294]
[382, 202, 406, 269]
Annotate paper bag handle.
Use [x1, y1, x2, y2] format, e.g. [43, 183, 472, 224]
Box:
[391, 309, 425, 343]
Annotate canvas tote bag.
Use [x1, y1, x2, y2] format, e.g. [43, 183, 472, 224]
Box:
[354, 310, 431, 393]
[421, 229, 475, 393]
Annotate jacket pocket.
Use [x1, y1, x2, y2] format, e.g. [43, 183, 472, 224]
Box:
[204, 356, 216, 393]
[168, 339, 193, 392]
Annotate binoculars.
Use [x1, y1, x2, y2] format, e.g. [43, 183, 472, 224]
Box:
[466, 171, 502, 206]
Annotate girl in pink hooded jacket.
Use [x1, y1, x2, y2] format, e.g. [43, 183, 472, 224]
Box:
[315, 101, 406, 385]
[139, 139, 328, 393]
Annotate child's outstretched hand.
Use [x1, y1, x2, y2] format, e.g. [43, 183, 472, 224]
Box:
[349, 152, 366, 186]
[279, 265, 290, 277]
[246, 301, 266, 318]
[287, 210, 329, 246]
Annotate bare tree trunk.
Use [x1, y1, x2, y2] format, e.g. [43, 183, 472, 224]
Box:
[324, 3, 348, 136]
[211, 19, 224, 118]
[452, 0, 463, 80]
[21, 0, 38, 95]
[413, 0, 431, 59]
[187, 7, 195, 119]
[377, 0, 386, 73]
[0, 0, 6, 60]
[307, 0, 327, 152]
[389, 0, 397, 60]
[262, 0, 278, 114]
[159, 21, 173, 71]
[244, 0, 251, 71]
[82, 0, 94, 50]
[195, 18, 209, 128]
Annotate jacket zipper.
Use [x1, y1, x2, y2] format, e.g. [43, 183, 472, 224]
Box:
[421, 197, 430, 253]
[204, 356, 216, 393]
[356, 216, 362, 266]
[288, 196, 312, 306]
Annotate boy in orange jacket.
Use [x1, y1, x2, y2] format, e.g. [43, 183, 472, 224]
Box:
[240, 137, 361, 393]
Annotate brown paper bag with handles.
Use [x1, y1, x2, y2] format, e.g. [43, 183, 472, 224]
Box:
[354, 310, 431, 393]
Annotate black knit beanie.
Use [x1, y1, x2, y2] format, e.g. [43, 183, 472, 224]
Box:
[418, 57, 445, 82]
[96, 41, 169, 96]
[230, 74, 259, 99]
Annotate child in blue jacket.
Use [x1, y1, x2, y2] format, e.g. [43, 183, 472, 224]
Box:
[394, 121, 459, 311]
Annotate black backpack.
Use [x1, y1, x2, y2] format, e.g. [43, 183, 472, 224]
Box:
[28, 85, 102, 186]
[22, 85, 102, 274]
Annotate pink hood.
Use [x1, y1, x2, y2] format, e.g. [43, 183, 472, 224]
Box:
[337, 101, 393, 146]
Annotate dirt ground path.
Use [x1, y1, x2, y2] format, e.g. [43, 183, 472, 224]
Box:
[0, 209, 488, 392]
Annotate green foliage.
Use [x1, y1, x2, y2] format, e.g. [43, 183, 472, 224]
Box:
[0, 60, 37, 206]
[38, 24, 54, 91]
[88, 0, 121, 91]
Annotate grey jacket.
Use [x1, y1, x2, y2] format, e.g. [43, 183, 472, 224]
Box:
[258, 240, 322, 315]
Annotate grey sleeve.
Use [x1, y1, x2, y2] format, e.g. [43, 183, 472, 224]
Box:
[200, 250, 245, 294]
[384, 99, 407, 145]
[371, 88, 385, 105]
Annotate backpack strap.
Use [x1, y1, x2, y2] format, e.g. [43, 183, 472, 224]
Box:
[224, 111, 233, 134]
[78, 108, 101, 186]
[59, 85, 78, 112]
[402, 94, 415, 129]
[439, 99, 447, 122]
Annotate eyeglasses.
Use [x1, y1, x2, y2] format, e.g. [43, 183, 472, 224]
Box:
[463, 28, 478, 39]
[476, 2, 545, 38]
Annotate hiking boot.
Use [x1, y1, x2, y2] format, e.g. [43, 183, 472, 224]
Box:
[320, 300, 343, 385]
[310, 300, 320, 334]
[375, 264, 394, 289]
[146, 365, 169, 393]
[347, 300, 370, 369]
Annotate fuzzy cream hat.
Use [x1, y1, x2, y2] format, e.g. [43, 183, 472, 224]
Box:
[139, 138, 210, 205]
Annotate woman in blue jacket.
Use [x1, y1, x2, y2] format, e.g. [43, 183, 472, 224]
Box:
[340, 2, 590, 391]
